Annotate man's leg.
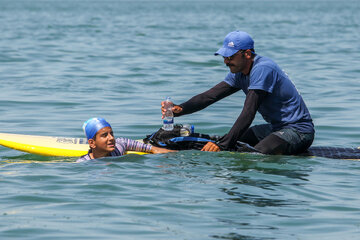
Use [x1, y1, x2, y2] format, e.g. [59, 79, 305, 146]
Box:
[254, 134, 289, 154]
[239, 124, 273, 146]
[254, 128, 314, 155]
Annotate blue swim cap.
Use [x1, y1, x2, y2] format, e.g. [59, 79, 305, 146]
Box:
[82, 117, 112, 140]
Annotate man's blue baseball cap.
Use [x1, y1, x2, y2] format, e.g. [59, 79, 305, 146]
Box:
[215, 31, 254, 57]
[82, 117, 112, 140]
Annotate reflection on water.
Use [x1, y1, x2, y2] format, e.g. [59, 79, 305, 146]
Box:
[212, 232, 275, 240]
[220, 187, 305, 208]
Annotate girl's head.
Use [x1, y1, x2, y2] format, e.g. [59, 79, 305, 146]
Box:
[83, 118, 116, 153]
[83, 117, 111, 140]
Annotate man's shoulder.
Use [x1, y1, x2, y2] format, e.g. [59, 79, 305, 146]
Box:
[253, 55, 277, 68]
[252, 55, 284, 77]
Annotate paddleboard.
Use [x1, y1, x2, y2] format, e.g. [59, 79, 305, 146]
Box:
[0, 133, 146, 157]
[1, 132, 360, 160]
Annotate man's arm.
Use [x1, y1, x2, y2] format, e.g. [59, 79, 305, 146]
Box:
[215, 89, 268, 150]
[175, 81, 239, 116]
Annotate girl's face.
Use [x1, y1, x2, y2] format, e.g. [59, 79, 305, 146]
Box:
[89, 127, 115, 153]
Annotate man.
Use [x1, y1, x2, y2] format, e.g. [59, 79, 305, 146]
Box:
[162, 31, 314, 155]
[77, 117, 174, 162]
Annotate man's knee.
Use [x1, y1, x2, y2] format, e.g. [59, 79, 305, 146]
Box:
[254, 134, 289, 155]
[239, 124, 273, 146]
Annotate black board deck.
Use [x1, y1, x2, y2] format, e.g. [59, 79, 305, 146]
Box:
[300, 146, 360, 160]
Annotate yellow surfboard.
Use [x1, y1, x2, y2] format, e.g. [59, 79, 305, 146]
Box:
[0, 132, 146, 157]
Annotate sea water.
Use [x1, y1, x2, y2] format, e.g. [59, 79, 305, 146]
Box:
[1, 0, 360, 239]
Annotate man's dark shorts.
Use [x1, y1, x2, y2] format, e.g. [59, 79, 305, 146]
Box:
[250, 124, 314, 154]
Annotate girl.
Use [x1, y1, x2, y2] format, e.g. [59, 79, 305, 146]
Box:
[77, 117, 174, 162]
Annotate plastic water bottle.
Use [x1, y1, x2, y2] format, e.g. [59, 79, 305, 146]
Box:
[162, 97, 174, 131]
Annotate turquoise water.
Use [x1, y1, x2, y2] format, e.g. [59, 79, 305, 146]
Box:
[1, 0, 360, 239]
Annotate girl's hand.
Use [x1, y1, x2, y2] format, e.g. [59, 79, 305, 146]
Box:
[150, 146, 177, 154]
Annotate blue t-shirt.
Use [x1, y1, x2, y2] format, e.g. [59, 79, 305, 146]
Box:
[224, 55, 314, 133]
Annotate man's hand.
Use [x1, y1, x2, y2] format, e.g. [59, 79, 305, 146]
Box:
[201, 142, 221, 152]
[161, 101, 183, 119]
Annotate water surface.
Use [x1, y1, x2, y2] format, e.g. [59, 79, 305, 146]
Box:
[1, 0, 360, 239]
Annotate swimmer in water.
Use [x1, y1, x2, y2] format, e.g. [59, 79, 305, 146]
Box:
[77, 117, 175, 162]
